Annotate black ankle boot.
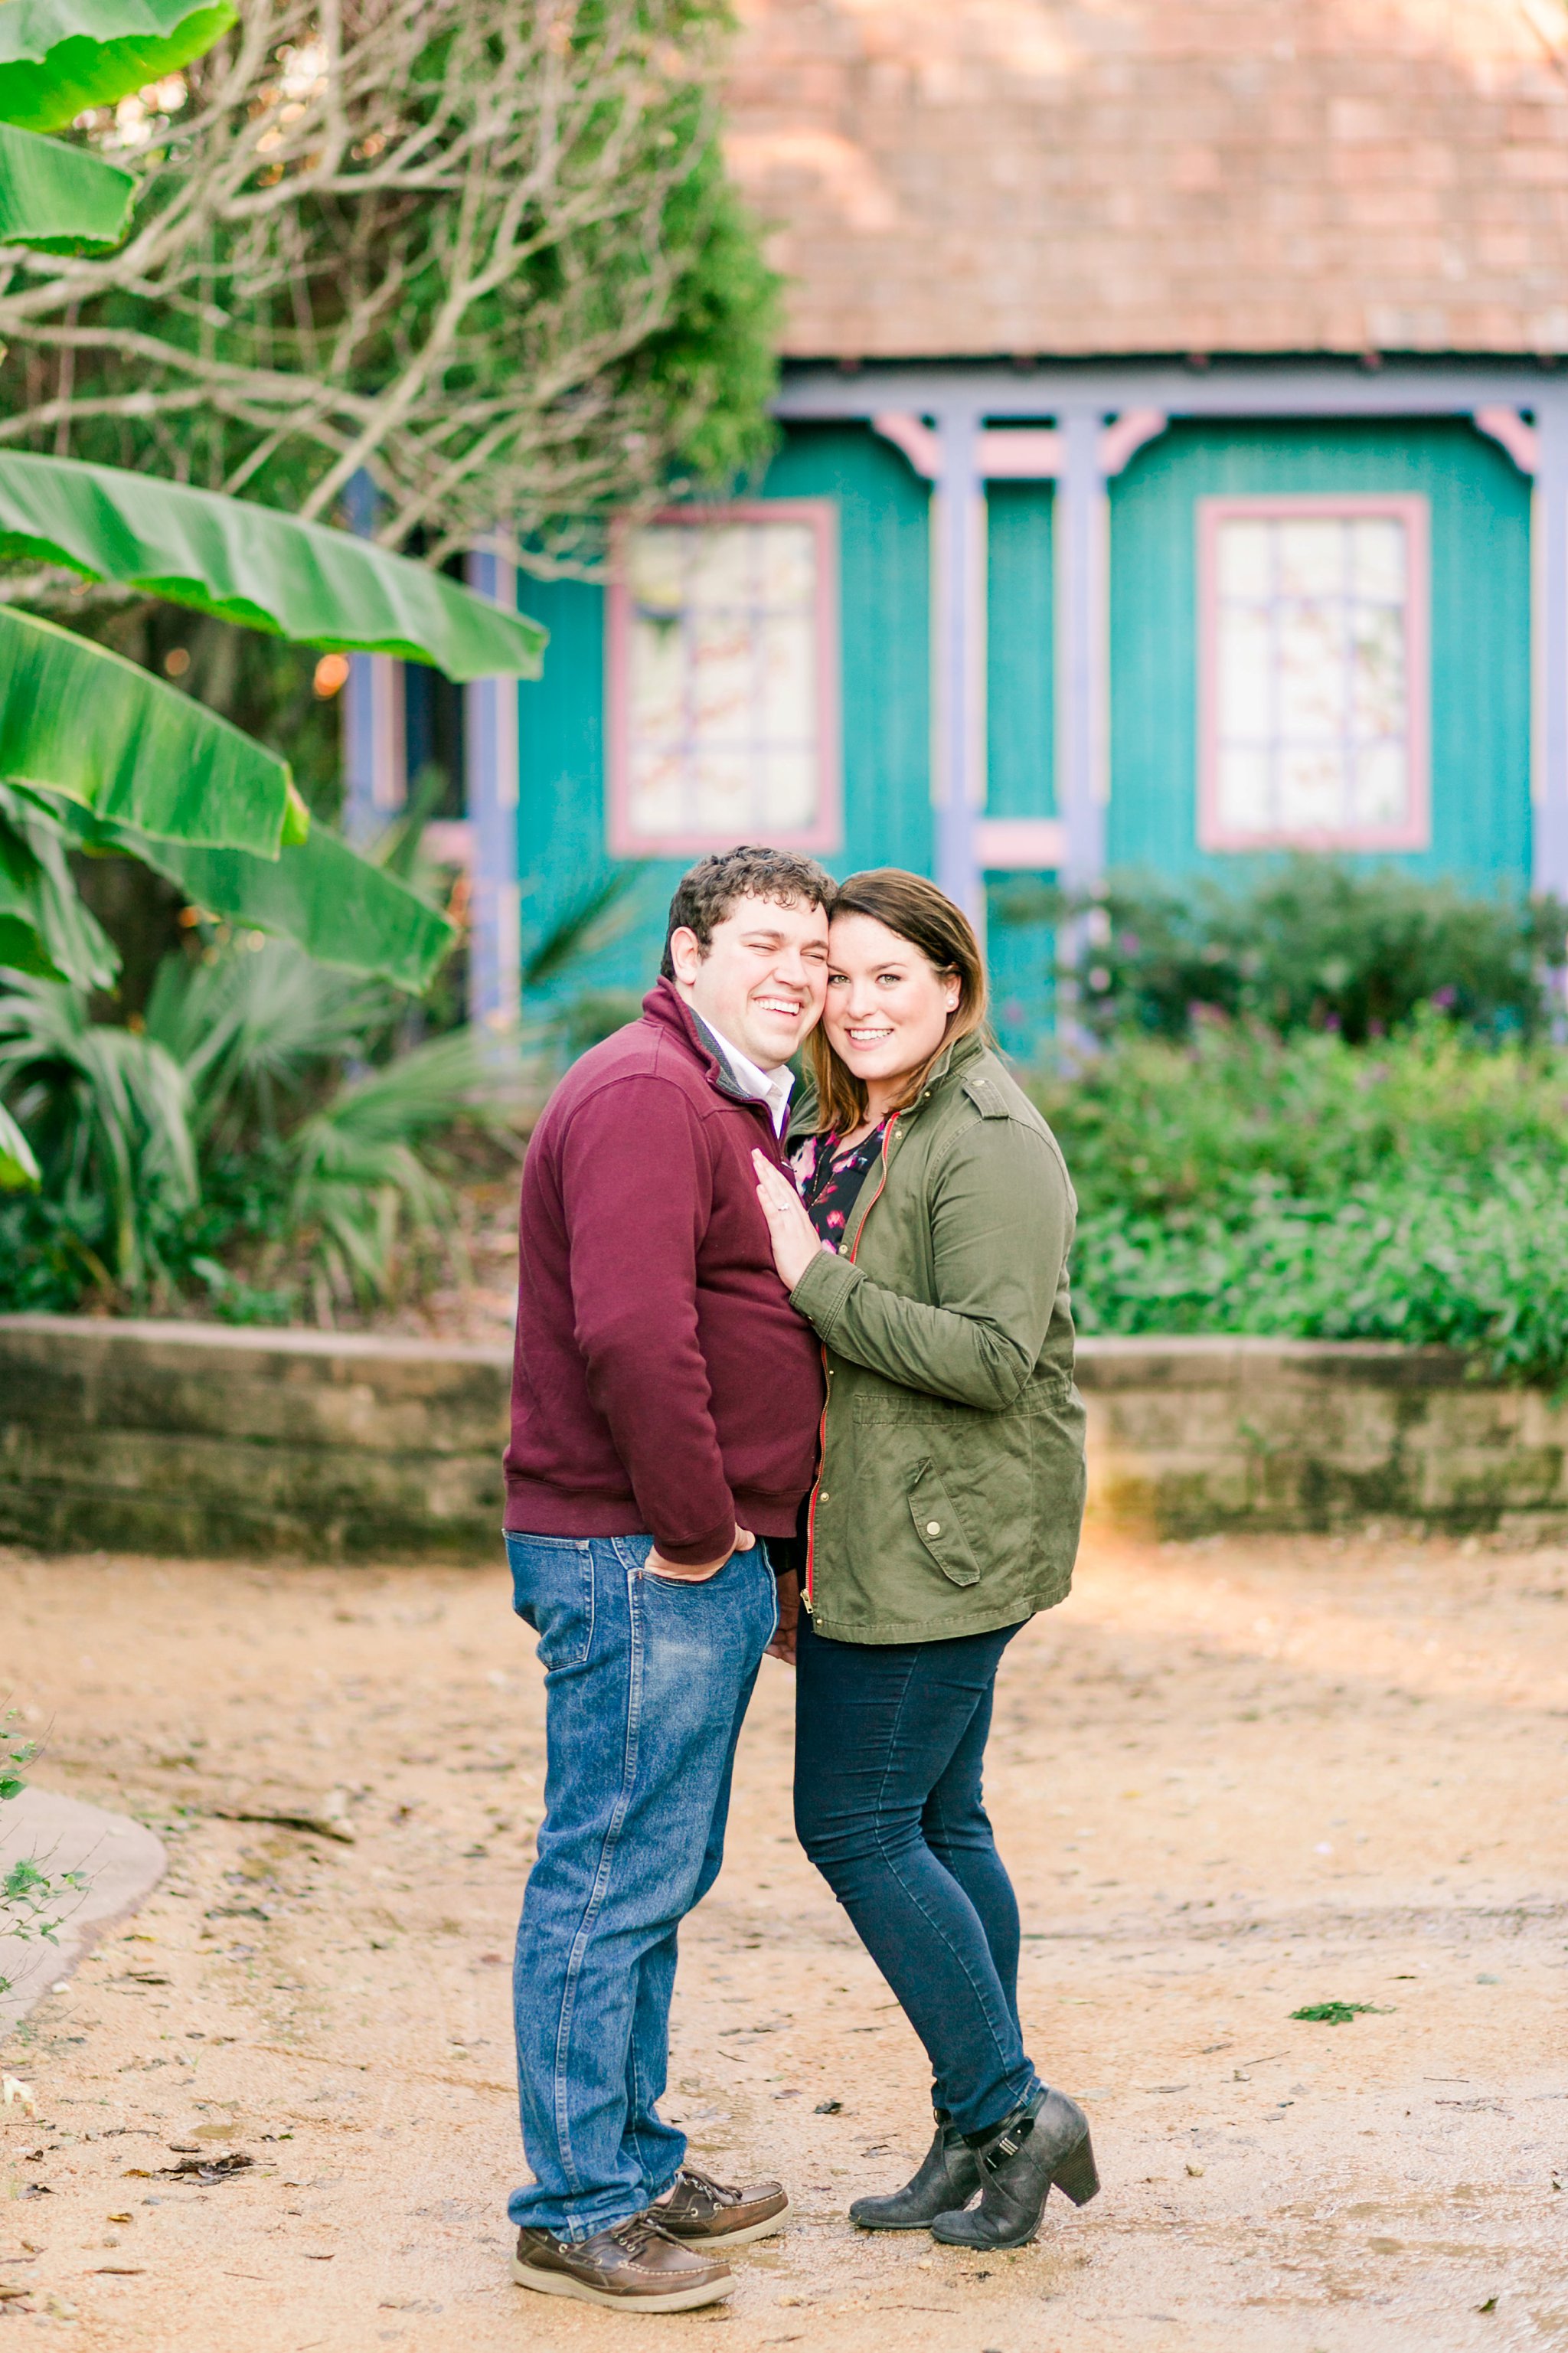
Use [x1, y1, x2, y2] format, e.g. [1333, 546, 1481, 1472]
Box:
[929, 2087, 1099, 2250]
[849, 2115, 982, 2231]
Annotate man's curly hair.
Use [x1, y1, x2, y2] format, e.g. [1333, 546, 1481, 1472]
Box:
[660, 846, 837, 978]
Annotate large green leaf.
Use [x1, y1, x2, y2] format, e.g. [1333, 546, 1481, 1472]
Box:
[0, 0, 234, 132]
[33, 787, 454, 992]
[0, 455, 548, 678]
[0, 603, 293, 855]
[123, 825, 455, 995]
[0, 781, 117, 985]
[0, 116, 132, 248]
[0, 1097, 39, 1186]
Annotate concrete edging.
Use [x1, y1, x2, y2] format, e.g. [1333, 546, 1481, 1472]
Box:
[1, 1787, 166, 2038]
[0, 1313, 1565, 1556]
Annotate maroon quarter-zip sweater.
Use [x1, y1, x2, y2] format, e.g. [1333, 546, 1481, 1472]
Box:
[504, 979, 825, 1567]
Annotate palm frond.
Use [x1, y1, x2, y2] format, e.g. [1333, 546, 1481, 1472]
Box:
[523, 866, 649, 991]
[144, 936, 391, 1146]
[0, 973, 194, 1286]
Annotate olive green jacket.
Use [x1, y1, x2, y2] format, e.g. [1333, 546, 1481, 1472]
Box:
[790, 1032, 1086, 1645]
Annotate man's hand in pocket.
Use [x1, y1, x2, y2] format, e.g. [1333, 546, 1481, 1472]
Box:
[646, 1527, 755, 1583]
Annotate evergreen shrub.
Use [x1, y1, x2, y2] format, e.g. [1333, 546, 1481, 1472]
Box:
[1042, 857, 1568, 1044]
[1034, 1017, 1568, 1384]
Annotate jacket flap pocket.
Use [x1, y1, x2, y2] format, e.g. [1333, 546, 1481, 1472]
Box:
[906, 1459, 982, 1587]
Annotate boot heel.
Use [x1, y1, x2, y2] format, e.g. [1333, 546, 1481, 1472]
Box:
[1051, 2130, 1099, 2208]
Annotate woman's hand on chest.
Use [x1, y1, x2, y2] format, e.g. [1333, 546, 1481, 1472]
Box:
[752, 1149, 828, 1290]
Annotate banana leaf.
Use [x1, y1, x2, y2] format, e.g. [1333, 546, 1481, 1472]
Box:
[0, 0, 234, 132]
[0, 1098, 39, 1186]
[0, 454, 547, 678]
[0, 116, 133, 248]
[33, 787, 455, 992]
[0, 603, 296, 855]
[126, 826, 454, 995]
[0, 781, 117, 985]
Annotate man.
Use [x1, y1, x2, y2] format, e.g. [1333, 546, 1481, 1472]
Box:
[503, 845, 833, 2313]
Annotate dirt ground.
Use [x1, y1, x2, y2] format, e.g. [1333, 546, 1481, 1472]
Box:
[1, 1529, 1565, 2353]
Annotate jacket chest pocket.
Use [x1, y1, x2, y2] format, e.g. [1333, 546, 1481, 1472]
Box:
[906, 1459, 982, 1587]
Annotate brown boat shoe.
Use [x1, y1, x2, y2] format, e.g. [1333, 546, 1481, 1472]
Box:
[656, 2162, 790, 2247]
[511, 2213, 733, 2312]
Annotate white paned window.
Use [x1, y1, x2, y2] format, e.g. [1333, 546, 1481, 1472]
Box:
[607, 504, 840, 857]
[1197, 495, 1430, 852]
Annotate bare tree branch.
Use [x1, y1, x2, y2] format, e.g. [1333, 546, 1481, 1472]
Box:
[0, 0, 778, 573]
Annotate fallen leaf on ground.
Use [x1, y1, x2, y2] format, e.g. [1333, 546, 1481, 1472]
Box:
[210, 1789, 354, 1843]
[159, 2153, 255, 2184]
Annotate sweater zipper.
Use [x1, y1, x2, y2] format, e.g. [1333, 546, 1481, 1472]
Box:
[804, 1113, 899, 1612]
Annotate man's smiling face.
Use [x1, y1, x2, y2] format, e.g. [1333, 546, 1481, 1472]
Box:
[669, 891, 831, 1071]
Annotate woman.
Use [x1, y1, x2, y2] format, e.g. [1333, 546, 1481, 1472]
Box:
[750, 868, 1096, 2252]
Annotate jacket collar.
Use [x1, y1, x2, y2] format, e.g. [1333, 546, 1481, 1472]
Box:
[640, 977, 775, 1115]
[903, 1026, 988, 1117]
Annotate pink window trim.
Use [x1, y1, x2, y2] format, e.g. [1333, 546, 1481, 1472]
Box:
[1195, 492, 1432, 855]
[605, 501, 842, 861]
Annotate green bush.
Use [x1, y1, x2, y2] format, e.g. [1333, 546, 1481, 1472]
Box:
[0, 942, 508, 1321]
[1040, 858, 1568, 1044]
[1033, 1018, 1568, 1383]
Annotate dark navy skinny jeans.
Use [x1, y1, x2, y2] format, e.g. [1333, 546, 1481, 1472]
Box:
[793, 1611, 1040, 2139]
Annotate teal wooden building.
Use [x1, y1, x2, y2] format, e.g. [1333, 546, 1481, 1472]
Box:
[346, 0, 1568, 1059]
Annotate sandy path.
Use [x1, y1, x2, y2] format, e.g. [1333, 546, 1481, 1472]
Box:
[1, 1531, 1565, 2353]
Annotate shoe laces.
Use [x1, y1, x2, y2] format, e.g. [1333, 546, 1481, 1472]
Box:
[675, 2165, 737, 2206]
[607, 2212, 676, 2257]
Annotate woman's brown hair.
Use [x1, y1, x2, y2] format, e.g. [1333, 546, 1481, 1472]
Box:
[805, 868, 988, 1136]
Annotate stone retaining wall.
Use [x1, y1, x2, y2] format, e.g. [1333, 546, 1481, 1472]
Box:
[0, 1315, 1563, 1560]
[0, 1315, 507, 1560]
[1079, 1334, 1568, 1540]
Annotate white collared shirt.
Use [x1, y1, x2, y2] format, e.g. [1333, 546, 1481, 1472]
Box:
[697, 1016, 795, 1137]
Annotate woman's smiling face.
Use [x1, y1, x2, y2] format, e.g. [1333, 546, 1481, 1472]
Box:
[823, 911, 961, 1091]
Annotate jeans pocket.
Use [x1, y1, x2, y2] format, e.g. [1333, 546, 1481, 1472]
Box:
[619, 1532, 729, 1587]
[645, 1559, 727, 1587]
[505, 1531, 595, 1670]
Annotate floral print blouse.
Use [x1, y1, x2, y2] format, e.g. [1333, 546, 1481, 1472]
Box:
[790, 1123, 887, 1252]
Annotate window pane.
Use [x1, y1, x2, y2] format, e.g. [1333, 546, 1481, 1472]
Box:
[1350, 518, 1405, 601]
[1217, 604, 1271, 739]
[1217, 517, 1271, 597]
[1276, 602, 1345, 741]
[1349, 603, 1405, 737]
[1354, 740, 1408, 826]
[1277, 743, 1349, 831]
[1276, 518, 1344, 599]
[1217, 743, 1270, 829]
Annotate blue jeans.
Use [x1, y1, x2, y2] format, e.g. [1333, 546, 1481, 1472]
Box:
[505, 1531, 776, 2240]
[793, 1611, 1039, 2139]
